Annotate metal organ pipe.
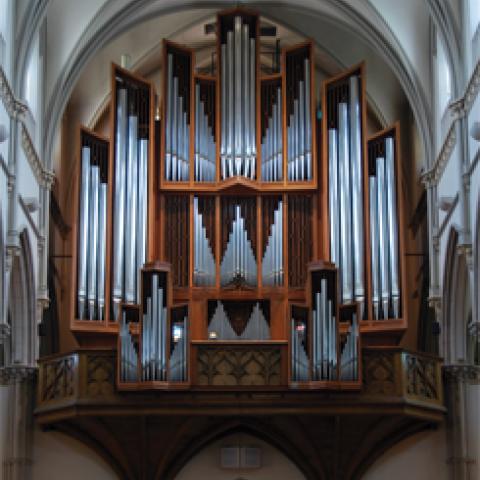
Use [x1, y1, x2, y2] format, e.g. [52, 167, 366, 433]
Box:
[261, 87, 283, 181]
[328, 129, 339, 266]
[112, 82, 149, 318]
[194, 85, 216, 182]
[113, 88, 127, 319]
[338, 102, 353, 303]
[141, 274, 169, 381]
[311, 280, 337, 381]
[369, 136, 400, 320]
[220, 16, 256, 179]
[262, 201, 283, 286]
[369, 175, 380, 320]
[349, 77, 365, 318]
[377, 156, 389, 319]
[87, 163, 99, 320]
[208, 301, 270, 340]
[97, 182, 107, 321]
[77, 142, 108, 321]
[77, 147, 90, 319]
[125, 115, 138, 304]
[385, 138, 400, 318]
[328, 77, 366, 316]
[193, 197, 216, 285]
[165, 53, 190, 182]
[220, 205, 257, 286]
[287, 56, 312, 181]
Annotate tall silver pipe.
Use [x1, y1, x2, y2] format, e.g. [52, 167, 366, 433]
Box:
[338, 102, 353, 303]
[234, 16, 242, 172]
[166, 54, 173, 181]
[227, 31, 234, 177]
[250, 37, 256, 179]
[177, 95, 183, 180]
[320, 281, 327, 377]
[97, 182, 107, 320]
[171, 77, 178, 181]
[195, 84, 200, 181]
[151, 275, 158, 379]
[156, 286, 164, 380]
[221, 45, 227, 179]
[87, 165, 99, 320]
[124, 116, 138, 303]
[328, 129, 339, 266]
[137, 138, 148, 299]
[385, 137, 400, 317]
[298, 80, 305, 181]
[277, 88, 283, 181]
[304, 59, 312, 180]
[292, 102, 296, 180]
[349, 76, 365, 318]
[113, 88, 127, 320]
[77, 147, 90, 319]
[377, 156, 389, 319]
[369, 175, 380, 320]
[243, 23, 250, 176]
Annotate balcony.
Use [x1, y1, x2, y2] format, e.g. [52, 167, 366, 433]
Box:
[35, 347, 445, 480]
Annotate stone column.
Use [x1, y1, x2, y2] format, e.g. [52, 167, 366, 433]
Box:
[0, 367, 36, 480]
[444, 365, 480, 480]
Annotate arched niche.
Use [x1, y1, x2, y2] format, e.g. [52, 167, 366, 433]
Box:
[6, 229, 36, 367]
[443, 228, 474, 364]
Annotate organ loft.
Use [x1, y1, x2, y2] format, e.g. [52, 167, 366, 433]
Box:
[35, 8, 445, 479]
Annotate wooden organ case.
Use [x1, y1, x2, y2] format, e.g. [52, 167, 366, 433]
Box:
[70, 8, 408, 392]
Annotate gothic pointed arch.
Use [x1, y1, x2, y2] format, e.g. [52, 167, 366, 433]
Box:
[443, 227, 474, 363]
[6, 229, 36, 367]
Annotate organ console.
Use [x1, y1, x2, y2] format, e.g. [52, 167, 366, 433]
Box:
[70, 7, 406, 391]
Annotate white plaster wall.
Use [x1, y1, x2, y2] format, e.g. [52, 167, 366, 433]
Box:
[368, 0, 431, 104]
[175, 432, 306, 480]
[363, 427, 448, 480]
[32, 429, 118, 480]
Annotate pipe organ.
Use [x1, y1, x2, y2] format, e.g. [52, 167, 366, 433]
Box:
[71, 8, 406, 392]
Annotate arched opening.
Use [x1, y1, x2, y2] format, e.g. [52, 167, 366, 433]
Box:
[175, 431, 306, 480]
[5, 230, 36, 367]
[443, 228, 474, 364]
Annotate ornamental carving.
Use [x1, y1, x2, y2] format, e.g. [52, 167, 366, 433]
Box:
[404, 353, 440, 401]
[41, 355, 76, 402]
[362, 351, 396, 395]
[86, 354, 115, 396]
[196, 346, 282, 386]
